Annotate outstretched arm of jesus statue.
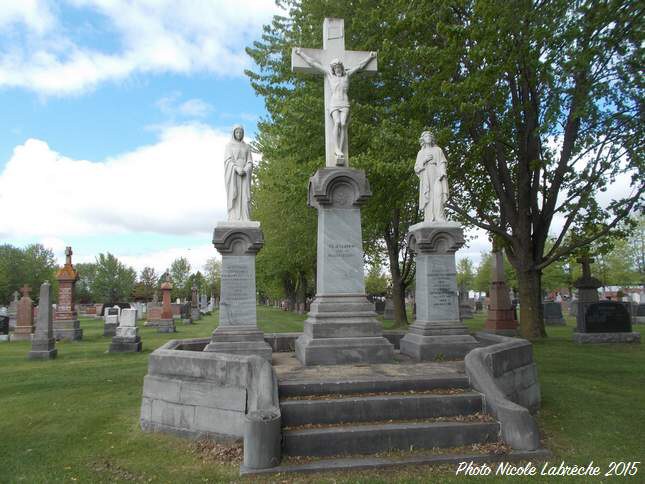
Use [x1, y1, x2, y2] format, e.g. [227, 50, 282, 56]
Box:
[294, 48, 326, 74]
[347, 51, 376, 76]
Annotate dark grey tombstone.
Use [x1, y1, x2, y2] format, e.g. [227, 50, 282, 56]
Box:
[374, 300, 385, 314]
[584, 302, 631, 333]
[635, 304, 645, 324]
[0, 315, 8, 334]
[543, 301, 565, 325]
[383, 299, 394, 320]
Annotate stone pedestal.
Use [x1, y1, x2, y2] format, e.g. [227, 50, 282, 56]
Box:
[190, 286, 201, 321]
[109, 308, 142, 352]
[400, 222, 478, 360]
[152, 275, 176, 333]
[28, 282, 57, 360]
[13, 286, 34, 341]
[53, 247, 82, 341]
[104, 306, 120, 336]
[295, 168, 393, 365]
[204, 222, 272, 361]
[484, 251, 518, 336]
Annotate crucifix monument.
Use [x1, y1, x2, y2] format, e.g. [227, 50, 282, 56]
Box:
[292, 18, 377, 167]
[573, 254, 601, 333]
[54, 246, 82, 341]
[292, 18, 393, 365]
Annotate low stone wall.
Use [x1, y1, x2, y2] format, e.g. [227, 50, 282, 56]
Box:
[263, 331, 406, 352]
[465, 332, 541, 450]
[140, 338, 280, 442]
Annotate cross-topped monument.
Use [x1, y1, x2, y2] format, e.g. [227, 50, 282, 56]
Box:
[65, 246, 73, 265]
[20, 284, 31, 297]
[292, 18, 377, 167]
[577, 255, 594, 280]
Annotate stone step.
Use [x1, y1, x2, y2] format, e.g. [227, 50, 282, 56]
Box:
[280, 392, 483, 427]
[278, 374, 470, 398]
[241, 448, 552, 476]
[282, 421, 500, 457]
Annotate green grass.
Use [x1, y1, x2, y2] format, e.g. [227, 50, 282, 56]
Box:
[1, 308, 643, 483]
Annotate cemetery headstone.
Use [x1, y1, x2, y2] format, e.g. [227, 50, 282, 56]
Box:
[484, 249, 518, 335]
[53, 246, 83, 340]
[459, 286, 474, 320]
[155, 273, 175, 333]
[8, 290, 18, 331]
[28, 281, 57, 360]
[573, 255, 601, 332]
[109, 308, 142, 352]
[13, 285, 35, 341]
[635, 303, 645, 324]
[383, 299, 394, 319]
[103, 306, 120, 336]
[573, 301, 640, 344]
[0, 314, 9, 342]
[190, 285, 200, 321]
[543, 301, 565, 325]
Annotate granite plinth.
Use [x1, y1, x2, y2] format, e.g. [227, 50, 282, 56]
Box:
[109, 336, 142, 352]
[28, 344, 58, 360]
[156, 319, 176, 333]
[29, 282, 57, 360]
[401, 222, 478, 361]
[53, 319, 82, 341]
[296, 168, 393, 366]
[572, 332, 640, 344]
[207, 223, 271, 361]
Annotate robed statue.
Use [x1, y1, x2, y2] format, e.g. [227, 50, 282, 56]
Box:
[415, 130, 449, 222]
[224, 125, 253, 222]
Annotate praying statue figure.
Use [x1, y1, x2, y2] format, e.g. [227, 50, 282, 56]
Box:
[415, 130, 449, 222]
[294, 48, 376, 164]
[224, 125, 253, 222]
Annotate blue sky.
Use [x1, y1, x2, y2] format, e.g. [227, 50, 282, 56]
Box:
[0, 0, 280, 273]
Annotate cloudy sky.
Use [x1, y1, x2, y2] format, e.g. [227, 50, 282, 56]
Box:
[0, 0, 281, 273]
[1, 1, 631, 277]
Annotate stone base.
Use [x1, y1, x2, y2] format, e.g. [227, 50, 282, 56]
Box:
[28, 339, 57, 360]
[182, 318, 193, 325]
[481, 328, 518, 337]
[53, 319, 82, 341]
[155, 319, 176, 333]
[103, 322, 118, 337]
[11, 330, 33, 341]
[191, 309, 201, 321]
[544, 317, 566, 326]
[109, 336, 142, 353]
[634, 316, 645, 324]
[572, 332, 641, 344]
[204, 325, 272, 362]
[459, 304, 474, 319]
[295, 295, 393, 366]
[400, 320, 478, 361]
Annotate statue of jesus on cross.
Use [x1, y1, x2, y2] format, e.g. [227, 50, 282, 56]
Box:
[292, 18, 378, 167]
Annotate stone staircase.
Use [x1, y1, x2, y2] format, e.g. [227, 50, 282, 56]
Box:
[279, 374, 498, 459]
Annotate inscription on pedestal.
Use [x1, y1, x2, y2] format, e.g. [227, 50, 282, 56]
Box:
[416, 254, 459, 322]
[318, 208, 364, 294]
[220, 256, 256, 326]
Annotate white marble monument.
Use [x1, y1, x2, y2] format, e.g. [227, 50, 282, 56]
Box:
[204, 125, 271, 361]
[109, 308, 142, 352]
[400, 131, 478, 360]
[292, 18, 393, 365]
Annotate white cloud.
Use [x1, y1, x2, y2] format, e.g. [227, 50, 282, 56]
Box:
[0, 0, 281, 95]
[0, 123, 242, 239]
[179, 98, 212, 117]
[156, 93, 213, 118]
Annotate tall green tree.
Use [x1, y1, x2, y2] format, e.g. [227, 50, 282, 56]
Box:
[92, 253, 136, 304]
[203, 258, 222, 298]
[457, 258, 476, 292]
[0, 244, 57, 304]
[75, 262, 97, 303]
[169, 257, 191, 300]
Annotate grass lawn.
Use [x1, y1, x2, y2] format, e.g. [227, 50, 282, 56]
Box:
[1, 308, 643, 483]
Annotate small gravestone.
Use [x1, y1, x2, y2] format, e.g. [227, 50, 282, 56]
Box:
[28, 281, 57, 360]
[374, 300, 385, 314]
[543, 301, 565, 325]
[13, 285, 35, 341]
[109, 308, 141, 353]
[383, 299, 395, 320]
[8, 291, 18, 331]
[573, 301, 640, 344]
[635, 304, 645, 324]
[475, 300, 483, 311]
[190, 286, 200, 322]
[569, 298, 578, 316]
[104, 306, 120, 337]
[0, 314, 9, 342]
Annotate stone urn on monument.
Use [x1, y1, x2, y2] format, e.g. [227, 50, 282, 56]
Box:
[400, 130, 478, 360]
[291, 18, 393, 365]
[204, 125, 272, 361]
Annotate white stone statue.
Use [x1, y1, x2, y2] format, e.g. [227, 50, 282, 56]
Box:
[415, 130, 449, 222]
[224, 125, 253, 222]
[294, 48, 376, 163]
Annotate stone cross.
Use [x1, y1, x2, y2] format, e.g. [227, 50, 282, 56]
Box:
[20, 284, 31, 297]
[577, 255, 594, 279]
[292, 17, 377, 167]
[65, 246, 73, 266]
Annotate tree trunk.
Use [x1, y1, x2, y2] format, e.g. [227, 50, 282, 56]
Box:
[387, 248, 408, 327]
[517, 268, 547, 339]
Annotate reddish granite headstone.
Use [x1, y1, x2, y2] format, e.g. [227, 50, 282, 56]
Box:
[13, 285, 35, 341]
[54, 247, 82, 340]
[484, 250, 518, 336]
